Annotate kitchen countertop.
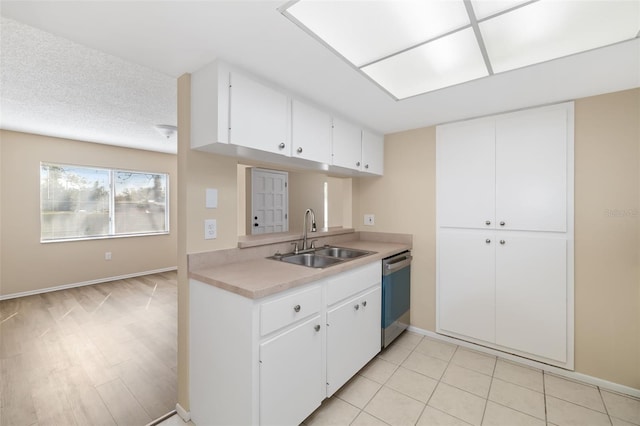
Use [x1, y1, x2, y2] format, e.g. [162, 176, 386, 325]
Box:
[189, 239, 411, 299]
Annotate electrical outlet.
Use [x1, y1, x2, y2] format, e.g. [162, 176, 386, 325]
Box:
[105, 252, 112, 261]
[205, 219, 217, 240]
[364, 214, 375, 226]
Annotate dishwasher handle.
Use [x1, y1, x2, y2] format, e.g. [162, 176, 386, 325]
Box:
[383, 253, 412, 275]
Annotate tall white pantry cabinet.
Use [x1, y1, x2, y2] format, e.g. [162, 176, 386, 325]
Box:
[436, 102, 574, 369]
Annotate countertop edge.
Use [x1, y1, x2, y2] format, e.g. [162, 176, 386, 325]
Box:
[189, 240, 411, 300]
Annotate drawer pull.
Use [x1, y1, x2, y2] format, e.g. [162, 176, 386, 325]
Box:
[500, 240, 506, 245]
[293, 305, 301, 313]
[314, 324, 320, 332]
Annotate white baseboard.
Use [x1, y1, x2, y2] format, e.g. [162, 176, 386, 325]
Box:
[176, 403, 191, 422]
[0, 267, 177, 300]
[408, 326, 640, 399]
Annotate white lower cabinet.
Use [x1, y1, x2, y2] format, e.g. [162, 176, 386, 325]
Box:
[438, 230, 495, 343]
[259, 315, 323, 426]
[189, 261, 381, 425]
[438, 229, 569, 366]
[326, 286, 381, 396]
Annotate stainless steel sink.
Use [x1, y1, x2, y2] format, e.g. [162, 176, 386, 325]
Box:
[314, 247, 371, 259]
[279, 253, 344, 268]
[268, 245, 374, 269]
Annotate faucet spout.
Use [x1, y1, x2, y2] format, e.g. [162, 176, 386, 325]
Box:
[302, 208, 317, 250]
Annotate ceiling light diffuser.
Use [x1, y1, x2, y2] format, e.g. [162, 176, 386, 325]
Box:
[281, 0, 640, 100]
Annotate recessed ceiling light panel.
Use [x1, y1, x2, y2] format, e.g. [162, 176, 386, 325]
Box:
[480, 0, 640, 73]
[362, 28, 488, 99]
[282, 0, 640, 100]
[286, 0, 470, 67]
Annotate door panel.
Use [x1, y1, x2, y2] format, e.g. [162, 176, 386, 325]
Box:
[291, 99, 332, 164]
[251, 168, 288, 235]
[495, 236, 567, 362]
[495, 107, 568, 232]
[332, 117, 362, 170]
[438, 230, 495, 343]
[437, 118, 496, 229]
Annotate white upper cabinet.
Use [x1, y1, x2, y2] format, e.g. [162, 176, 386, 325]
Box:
[229, 71, 290, 156]
[332, 118, 384, 176]
[191, 59, 384, 177]
[495, 107, 568, 232]
[362, 130, 384, 175]
[437, 118, 496, 229]
[332, 117, 363, 171]
[437, 103, 571, 232]
[291, 99, 332, 164]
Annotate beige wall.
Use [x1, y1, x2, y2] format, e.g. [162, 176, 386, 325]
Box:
[573, 89, 639, 388]
[0, 130, 178, 297]
[177, 74, 240, 410]
[352, 88, 640, 389]
[353, 127, 437, 332]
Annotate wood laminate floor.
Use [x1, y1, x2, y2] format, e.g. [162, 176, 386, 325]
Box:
[0, 271, 177, 426]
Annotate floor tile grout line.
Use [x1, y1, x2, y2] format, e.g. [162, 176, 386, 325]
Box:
[478, 353, 499, 426]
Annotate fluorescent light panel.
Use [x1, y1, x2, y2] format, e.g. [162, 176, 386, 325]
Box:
[284, 0, 640, 100]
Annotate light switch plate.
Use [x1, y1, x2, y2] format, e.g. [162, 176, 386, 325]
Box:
[206, 188, 218, 208]
[364, 214, 375, 226]
[205, 219, 217, 239]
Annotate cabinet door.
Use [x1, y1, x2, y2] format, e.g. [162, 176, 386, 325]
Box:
[229, 71, 290, 156]
[361, 130, 384, 175]
[436, 119, 496, 229]
[291, 99, 332, 164]
[326, 286, 381, 396]
[260, 315, 323, 426]
[495, 107, 568, 232]
[438, 230, 495, 343]
[495, 236, 567, 363]
[332, 117, 362, 171]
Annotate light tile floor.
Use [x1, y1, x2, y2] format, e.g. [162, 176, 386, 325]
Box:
[303, 332, 640, 426]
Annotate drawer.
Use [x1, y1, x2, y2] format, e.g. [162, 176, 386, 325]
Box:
[327, 262, 381, 306]
[261, 285, 322, 336]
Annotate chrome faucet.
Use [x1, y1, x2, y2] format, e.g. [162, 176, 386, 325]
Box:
[302, 208, 317, 251]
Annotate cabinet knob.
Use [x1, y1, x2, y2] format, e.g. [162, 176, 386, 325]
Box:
[297, 147, 303, 154]
[362, 301, 367, 307]
[293, 304, 301, 312]
[314, 324, 321, 332]
[486, 239, 491, 244]
[365, 164, 369, 169]
[356, 161, 361, 167]
[500, 240, 506, 245]
[500, 221, 506, 226]
[354, 304, 360, 311]
[278, 143, 285, 150]
[485, 220, 491, 226]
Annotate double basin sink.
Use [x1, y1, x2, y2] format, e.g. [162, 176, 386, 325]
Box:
[268, 246, 374, 269]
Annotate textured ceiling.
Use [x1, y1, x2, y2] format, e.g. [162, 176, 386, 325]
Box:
[1, 1, 639, 155]
[1, 17, 177, 153]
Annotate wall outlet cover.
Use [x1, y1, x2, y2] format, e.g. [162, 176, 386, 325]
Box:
[364, 214, 375, 226]
[205, 219, 217, 239]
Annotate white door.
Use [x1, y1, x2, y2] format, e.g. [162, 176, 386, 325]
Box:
[332, 117, 362, 171]
[495, 235, 567, 363]
[438, 229, 495, 343]
[436, 118, 496, 229]
[326, 286, 381, 396]
[291, 99, 332, 164]
[229, 71, 290, 156]
[259, 315, 324, 426]
[495, 106, 568, 232]
[251, 168, 288, 235]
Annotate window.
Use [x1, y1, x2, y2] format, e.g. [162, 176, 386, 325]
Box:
[40, 163, 169, 242]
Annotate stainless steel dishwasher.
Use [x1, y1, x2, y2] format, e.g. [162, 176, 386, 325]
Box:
[382, 251, 412, 348]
